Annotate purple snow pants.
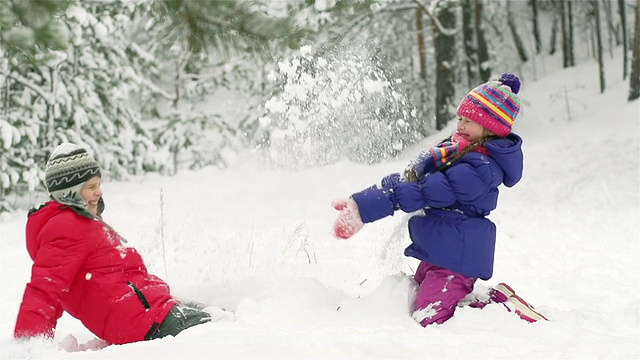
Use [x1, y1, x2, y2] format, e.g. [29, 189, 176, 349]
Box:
[413, 261, 476, 326]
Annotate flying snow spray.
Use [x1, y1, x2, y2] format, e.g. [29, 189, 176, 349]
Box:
[258, 44, 422, 170]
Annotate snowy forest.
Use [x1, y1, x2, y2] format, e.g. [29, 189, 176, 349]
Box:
[1, 0, 639, 214]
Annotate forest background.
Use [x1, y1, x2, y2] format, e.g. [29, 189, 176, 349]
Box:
[1, 0, 639, 213]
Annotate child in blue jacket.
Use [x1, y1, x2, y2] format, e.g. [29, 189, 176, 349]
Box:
[332, 74, 547, 326]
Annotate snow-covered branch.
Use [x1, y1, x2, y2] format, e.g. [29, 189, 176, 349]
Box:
[410, 0, 458, 37]
[7, 72, 54, 104]
[6, 155, 32, 168]
[142, 78, 176, 101]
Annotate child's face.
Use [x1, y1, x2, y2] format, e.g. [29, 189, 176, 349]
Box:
[81, 176, 103, 215]
[456, 117, 487, 142]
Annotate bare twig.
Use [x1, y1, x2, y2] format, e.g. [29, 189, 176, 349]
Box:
[7, 71, 54, 104]
[159, 188, 168, 278]
[564, 85, 572, 122]
[410, 0, 458, 37]
[248, 221, 255, 268]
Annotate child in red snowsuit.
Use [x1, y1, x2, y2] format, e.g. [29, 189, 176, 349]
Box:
[15, 143, 223, 346]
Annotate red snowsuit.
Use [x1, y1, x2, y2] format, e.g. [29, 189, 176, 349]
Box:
[14, 201, 176, 345]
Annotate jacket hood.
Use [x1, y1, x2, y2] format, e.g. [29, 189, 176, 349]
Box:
[25, 202, 69, 259]
[28, 201, 65, 227]
[485, 133, 524, 187]
[26, 202, 94, 243]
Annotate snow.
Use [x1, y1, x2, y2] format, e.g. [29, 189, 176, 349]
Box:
[1, 52, 639, 358]
[49, 142, 83, 158]
[260, 45, 419, 170]
[0, 120, 15, 150]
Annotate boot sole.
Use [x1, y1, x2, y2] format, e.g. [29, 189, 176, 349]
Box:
[495, 283, 548, 322]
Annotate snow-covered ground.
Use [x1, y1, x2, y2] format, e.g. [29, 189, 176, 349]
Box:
[1, 50, 638, 358]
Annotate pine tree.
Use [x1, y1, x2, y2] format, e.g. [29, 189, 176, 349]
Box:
[146, 0, 307, 171]
[0, 0, 74, 58]
[0, 0, 306, 212]
[1, 0, 75, 212]
[0, 1, 171, 212]
[152, 0, 305, 56]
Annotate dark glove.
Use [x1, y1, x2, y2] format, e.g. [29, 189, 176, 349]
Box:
[97, 197, 105, 217]
[380, 172, 402, 188]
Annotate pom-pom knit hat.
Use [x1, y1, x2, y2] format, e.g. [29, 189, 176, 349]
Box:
[456, 73, 522, 137]
[45, 142, 101, 208]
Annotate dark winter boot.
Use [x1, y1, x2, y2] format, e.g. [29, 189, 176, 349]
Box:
[145, 303, 212, 340]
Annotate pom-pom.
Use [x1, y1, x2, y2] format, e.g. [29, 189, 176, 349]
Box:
[498, 73, 521, 94]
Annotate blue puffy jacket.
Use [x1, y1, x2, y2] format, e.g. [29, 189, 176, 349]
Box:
[351, 134, 524, 280]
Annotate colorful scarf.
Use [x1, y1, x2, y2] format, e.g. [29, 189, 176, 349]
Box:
[405, 132, 490, 182]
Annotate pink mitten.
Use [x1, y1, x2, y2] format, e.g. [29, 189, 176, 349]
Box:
[331, 198, 364, 239]
[59, 335, 109, 352]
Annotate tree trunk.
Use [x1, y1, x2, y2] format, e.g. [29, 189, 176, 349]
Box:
[619, 0, 629, 80]
[416, 7, 427, 82]
[507, 1, 528, 62]
[568, 0, 575, 66]
[415, 6, 430, 136]
[434, 2, 457, 130]
[606, 4, 615, 60]
[2, 68, 8, 115]
[550, 14, 559, 55]
[475, 0, 491, 82]
[594, 0, 606, 93]
[47, 66, 58, 149]
[604, 0, 620, 49]
[173, 59, 182, 109]
[629, 0, 640, 101]
[462, 0, 478, 87]
[560, 0, 570, 67]
[532, 0, 542, 54]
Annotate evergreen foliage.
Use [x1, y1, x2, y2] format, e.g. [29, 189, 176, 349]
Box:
[1, 0, 74, 59]
[1, 1, 170, 212]
[0, 0, 304, 212]
[152, 0, 306, 57]
[143, 0, 305, 172]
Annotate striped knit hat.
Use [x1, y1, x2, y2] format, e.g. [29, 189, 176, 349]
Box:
[45, 142, 101, 207]
[456, 73, 521, 137]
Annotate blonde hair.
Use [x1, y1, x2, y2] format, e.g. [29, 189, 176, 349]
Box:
[483, 128, 496, 138]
